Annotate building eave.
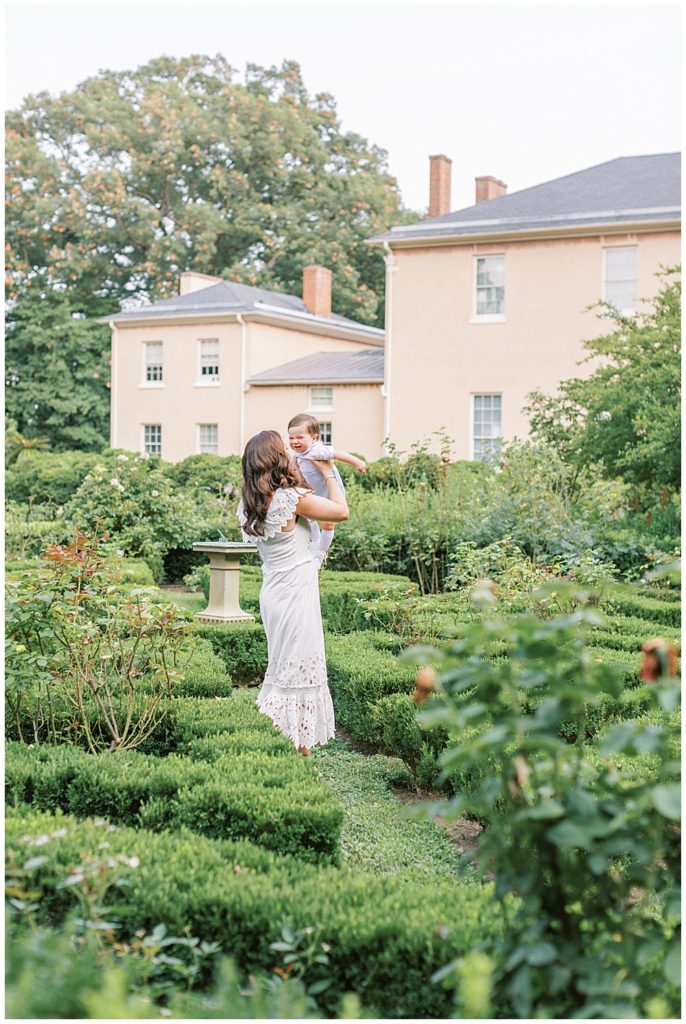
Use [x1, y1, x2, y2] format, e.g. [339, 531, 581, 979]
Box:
[248, 377, 383, 386]
[100, 307, 384, 346]
[367, 217, 681, 249]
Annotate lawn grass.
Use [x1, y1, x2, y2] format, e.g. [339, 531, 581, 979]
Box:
[313, 739, 469, 882]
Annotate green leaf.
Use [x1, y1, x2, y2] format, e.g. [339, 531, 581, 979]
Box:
[598, 722, 635, 755]
[526, 941, 557, 966]
[587, 853, 607, 875]
[307, 978, 333, 995]
[527, 800, 564, 820]
[664, 944, 681, 987]
[650, 784, 681, 821]
[547, 820, 593, 849]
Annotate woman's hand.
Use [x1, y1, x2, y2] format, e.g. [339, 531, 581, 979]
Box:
[311, 458, 335, 474]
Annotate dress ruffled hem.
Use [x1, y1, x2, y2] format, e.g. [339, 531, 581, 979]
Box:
[261, 651, 328, 691]
[256, 682, 335, 749]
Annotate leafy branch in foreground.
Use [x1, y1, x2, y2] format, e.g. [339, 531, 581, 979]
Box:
[408, 581, 680, 1018]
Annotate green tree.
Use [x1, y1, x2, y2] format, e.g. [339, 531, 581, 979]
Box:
[526, 271, 681, 492]
[5, 290, 111, 451]
[6, 56, 414, 326]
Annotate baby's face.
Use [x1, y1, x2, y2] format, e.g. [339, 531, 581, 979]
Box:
[288, 426, 316, 454]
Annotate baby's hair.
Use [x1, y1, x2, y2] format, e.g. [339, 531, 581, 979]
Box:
[288, 412, 320, 436]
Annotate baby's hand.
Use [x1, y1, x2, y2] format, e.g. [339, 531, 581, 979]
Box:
[355, 459, 367, 474]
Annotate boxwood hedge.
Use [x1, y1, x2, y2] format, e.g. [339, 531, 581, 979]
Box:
[6, 695, 343, 865]
[6, 808, 503, 1018]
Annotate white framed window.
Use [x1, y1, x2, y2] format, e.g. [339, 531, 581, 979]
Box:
[603, 247, 638, 313]
[472, 394, 502, 461]
[319, 421, 333, 445]
[198, 423, 218, 455]
[309, 386, 333, 410]
[144, 342, 163, 384]
[473, 255, 505, 321]
[199, 339, 220, 383]
[143, 424, 162, 457]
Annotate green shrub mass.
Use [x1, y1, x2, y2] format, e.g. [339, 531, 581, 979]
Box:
[6, 696, 342, 865]
[6, 808, 502, 1018]
[5, 923, 318, 1020]
[6, 436, 681, 588]
[4, 440, 682, 1018]
[192, 622, 268, 683]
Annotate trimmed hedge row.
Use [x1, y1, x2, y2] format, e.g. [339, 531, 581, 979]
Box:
[176, 639, 234, 697]
[6, 808, 504, 1018]
[321, 626, 661, 789]
[191, 622, 267, 684]
[606, 585, 681, 627]
[325, 632, 418, 745]
[6, 695, 342, 865]
[192, 566, 417, 633]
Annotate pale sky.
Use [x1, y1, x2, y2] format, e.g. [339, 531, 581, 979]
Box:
[4, 1, 682, 213]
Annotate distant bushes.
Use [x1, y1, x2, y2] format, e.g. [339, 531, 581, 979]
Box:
[6, 440, 680, 587]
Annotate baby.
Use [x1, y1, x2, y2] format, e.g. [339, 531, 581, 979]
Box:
[287, 413, 366, 560]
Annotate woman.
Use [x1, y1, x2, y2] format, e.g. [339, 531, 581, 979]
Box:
[237, 430, 349, 756]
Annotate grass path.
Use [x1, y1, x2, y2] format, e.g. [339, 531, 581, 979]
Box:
[312, 738, 470, 882]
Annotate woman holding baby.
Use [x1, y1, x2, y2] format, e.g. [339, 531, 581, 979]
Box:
[237, 419, 359, 756]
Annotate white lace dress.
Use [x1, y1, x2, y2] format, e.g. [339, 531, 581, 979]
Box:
[236, 486, 335, 749]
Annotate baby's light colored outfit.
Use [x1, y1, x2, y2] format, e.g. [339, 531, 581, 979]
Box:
[292, 442, 345, 553]
[237, 486, 335, 750]
[292, 441, 346, 497]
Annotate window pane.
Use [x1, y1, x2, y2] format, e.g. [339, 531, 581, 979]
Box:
[199, 424, 218, 455]
[473, 395, 502, 461]
[476, 256, 505, 315]
[606, 281, 636, 310]
[604, 248, 637, 309]
[606, 247, 637, 279]
[200, 339, 219, 379]
[143, 425, 162, 457]
[145, 342, 163, 382]
[310, 386, 333, 408]
[319, 421, 332, 445]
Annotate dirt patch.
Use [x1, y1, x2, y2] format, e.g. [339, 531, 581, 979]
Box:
[160, 584, 191, 592]
[393, 786, 483, 855]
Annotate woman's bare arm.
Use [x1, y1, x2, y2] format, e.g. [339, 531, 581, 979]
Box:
[295, 459, 349, 522]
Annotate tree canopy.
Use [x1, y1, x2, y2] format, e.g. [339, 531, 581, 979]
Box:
[526, 271, 681, 493]
[5, 290, 112, 451]
[6, 56, 414, 325]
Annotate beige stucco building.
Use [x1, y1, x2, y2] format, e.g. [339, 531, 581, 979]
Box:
[108, 152, 680, 464]
[370, 152, 680, 459]
[107, 268, 385, 462]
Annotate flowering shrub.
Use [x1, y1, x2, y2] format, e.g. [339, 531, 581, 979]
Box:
[63, 452, 218, 580]
[5, 533, 189, 751]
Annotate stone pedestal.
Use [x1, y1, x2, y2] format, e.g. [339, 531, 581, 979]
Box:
[192, 541, 257, 623]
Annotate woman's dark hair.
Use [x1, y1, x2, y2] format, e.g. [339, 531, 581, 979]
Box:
[240, 430, 310, 537]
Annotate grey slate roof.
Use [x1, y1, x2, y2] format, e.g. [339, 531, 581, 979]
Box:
[248, 348, 384, 384]
[106, 278, 382, 338]
[370, 153, 681, 243]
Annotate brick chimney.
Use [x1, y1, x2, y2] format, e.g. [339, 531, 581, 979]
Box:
[475, 176, 507, 204]
[429, 154, 452, 218]
[303, 265, 332, 317]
